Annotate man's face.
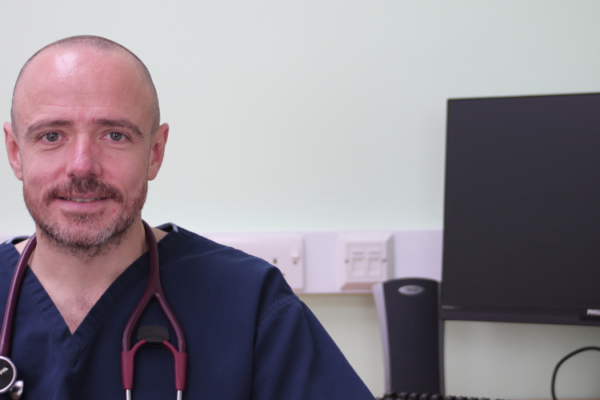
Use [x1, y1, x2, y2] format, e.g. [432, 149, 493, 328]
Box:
[4, 46, 168, 250]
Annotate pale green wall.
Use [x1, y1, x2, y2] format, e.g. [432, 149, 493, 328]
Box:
[444, 320, 600, 399]
[300, 294, 385, 395]
[2, 1, 600, 398]
[303, 295, 600, 398]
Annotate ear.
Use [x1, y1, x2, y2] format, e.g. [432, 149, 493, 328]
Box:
[4, 122, 23, 181]
[147, 123, 169, 181]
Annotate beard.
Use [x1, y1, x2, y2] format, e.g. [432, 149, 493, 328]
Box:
[24, 177, 147, 257]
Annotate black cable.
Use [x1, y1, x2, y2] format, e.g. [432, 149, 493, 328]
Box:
[551, 346, 600, 400]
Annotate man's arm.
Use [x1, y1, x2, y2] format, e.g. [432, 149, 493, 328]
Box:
[253, 294, 375, 400]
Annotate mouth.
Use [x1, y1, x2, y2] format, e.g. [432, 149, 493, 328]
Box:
[60, 197, 108, 203]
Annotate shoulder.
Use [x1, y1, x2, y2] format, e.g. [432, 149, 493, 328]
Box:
[156, 223, 296, 316]
[158, 224, 280, 278]
[0, 237, 24, 271]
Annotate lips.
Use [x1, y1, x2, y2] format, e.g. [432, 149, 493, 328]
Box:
[60, 197, 108, 203]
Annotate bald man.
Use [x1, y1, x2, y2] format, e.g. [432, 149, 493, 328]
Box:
[1, 36, 374, 400]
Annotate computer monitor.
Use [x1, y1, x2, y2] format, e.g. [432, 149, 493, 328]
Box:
[441, 93, 600, 326]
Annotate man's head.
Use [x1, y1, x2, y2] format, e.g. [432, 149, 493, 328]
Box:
[4, 36, 168, 255]
[11, 36, 161, 138]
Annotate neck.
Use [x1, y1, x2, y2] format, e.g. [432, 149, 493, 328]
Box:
[15, 219, 167, 333]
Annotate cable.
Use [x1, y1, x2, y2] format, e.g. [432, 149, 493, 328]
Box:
[551, 346, 600, 400]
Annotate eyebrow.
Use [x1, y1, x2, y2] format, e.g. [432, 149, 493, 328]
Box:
[24, 120, 73, 139]
[94, 119, 144, 138]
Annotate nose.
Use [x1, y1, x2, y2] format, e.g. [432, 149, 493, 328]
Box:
[65, 135, 102, 178]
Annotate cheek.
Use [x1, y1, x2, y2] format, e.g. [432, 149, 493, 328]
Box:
[21, 153, 64, 189]
[102, 151, 150, 191]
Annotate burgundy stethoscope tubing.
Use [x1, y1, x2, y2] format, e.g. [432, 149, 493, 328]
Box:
[0, 235, 36, 359]
[121, 221, 187, 400]
[0, 221, 187, 400]
[0, 233, 36, 399]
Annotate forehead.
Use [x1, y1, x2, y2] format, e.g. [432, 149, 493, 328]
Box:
[13, 46, 153, 133]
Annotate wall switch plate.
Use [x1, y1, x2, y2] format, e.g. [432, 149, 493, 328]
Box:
[338, 232, 393, 290]
[209, 234, 304, 291]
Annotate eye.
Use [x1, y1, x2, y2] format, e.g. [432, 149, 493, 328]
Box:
[108, 132, 125, 141]
[44, 132, 60, 142]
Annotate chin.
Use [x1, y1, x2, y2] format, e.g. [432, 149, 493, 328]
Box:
[24, 178, 148, 254]
[38, 211, 140, 250]
[27, 198, 147, 254]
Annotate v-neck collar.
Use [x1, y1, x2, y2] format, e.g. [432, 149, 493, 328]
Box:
[0, 224, 186, 366]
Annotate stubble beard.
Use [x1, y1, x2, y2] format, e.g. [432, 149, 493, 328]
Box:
[24, 177, 147, 258]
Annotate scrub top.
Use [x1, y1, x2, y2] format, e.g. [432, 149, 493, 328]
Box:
[0, 224, 374, 400]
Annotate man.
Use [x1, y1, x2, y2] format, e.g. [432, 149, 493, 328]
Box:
[1, 36, 374, 399]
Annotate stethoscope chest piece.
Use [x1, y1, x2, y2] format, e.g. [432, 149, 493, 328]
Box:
[0, 356, 22, 399]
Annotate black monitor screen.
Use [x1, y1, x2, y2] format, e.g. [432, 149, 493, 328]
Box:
[441, 93, 600, 325]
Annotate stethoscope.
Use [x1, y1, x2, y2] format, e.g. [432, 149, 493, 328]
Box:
[0, 221, 187, 400]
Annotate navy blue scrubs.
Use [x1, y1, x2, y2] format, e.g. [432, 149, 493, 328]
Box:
[0, 225, 374, 400]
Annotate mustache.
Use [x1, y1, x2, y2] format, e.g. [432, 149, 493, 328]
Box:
[44, 177, 124, 204]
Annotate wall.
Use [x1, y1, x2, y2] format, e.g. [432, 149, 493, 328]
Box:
[2, 1, 600, 398]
